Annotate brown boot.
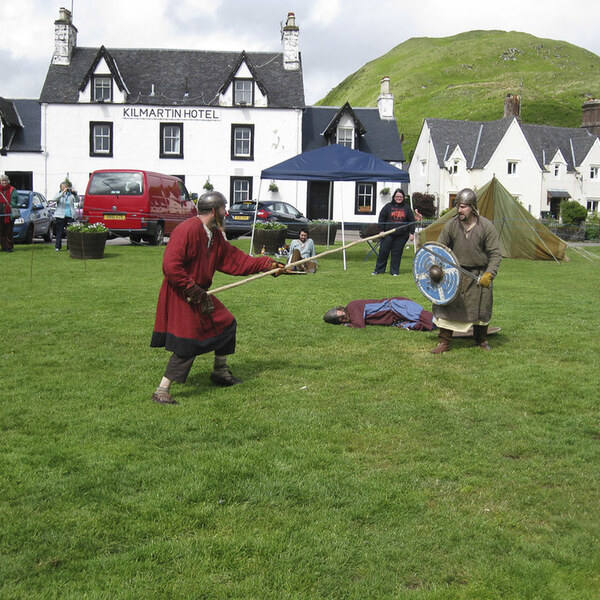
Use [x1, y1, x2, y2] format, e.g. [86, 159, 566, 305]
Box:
[473, 325, 491, 350]
[431, 328, 453, 354]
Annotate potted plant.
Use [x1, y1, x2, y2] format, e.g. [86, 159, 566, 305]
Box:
[203, 179, 214, 192]
[380, 187, 391, 196]
[66, 221, 109, 259]
[252, 222, 287, 254]
[268, 181, 279, 193]
[308, 219, 339, 245]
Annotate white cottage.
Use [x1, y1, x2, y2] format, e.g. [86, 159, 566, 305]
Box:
[409, 95, 600, 218]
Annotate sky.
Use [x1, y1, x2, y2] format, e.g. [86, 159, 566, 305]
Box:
[3, 0, 600, 104]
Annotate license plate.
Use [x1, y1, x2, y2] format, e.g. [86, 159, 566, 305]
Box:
[233, 215, 250, 221]
[103, 214, 126, 220]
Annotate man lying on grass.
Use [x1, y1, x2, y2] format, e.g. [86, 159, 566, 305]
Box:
[323, 297, 435, 330]
[150, 191, 285, 405]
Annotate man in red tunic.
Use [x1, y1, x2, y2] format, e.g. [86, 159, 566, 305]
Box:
[150, 191, 284, 405]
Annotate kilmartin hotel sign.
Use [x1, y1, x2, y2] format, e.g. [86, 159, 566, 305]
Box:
[122, 107, 221, 121]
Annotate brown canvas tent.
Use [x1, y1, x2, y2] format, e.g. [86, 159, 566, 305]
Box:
[418, 177, 567, 261]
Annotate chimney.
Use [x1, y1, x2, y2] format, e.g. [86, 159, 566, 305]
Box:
[581, 98, 600, 136]
[281, 12, 300, 71]
[377, 76, 394, 120]
[52, 7, 78, 66]
[503, 94, 521, 120]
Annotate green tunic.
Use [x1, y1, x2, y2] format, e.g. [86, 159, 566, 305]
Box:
[433, 215, 502, 324]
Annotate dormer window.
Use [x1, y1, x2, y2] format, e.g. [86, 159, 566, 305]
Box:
[234, 79, 253, 106]
[590, 166, 599, 179]
[554, 164, 560, 177]
[336, 127, 354, 149]
[93, 76, 112, 102]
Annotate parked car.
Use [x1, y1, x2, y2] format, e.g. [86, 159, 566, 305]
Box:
[13, 191, 54, 244]
[225, 200, 309, 240]
[83, 170, 197, 245]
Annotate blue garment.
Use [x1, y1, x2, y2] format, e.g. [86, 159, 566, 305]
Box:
[53, 190, 77, 219]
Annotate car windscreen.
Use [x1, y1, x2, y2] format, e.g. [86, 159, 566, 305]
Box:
[230, 202, 258, 211]
[88, 172, 144, 195]
[16, 192, 30, 208]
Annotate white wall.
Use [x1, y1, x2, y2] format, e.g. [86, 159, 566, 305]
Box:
[41, 102, 303, 203]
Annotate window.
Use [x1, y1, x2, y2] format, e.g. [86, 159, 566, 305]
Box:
[450, 161, 458, 174]
[420, 160, 427, 176]
[587, 200, 599, 212]
[554, 164, 560, 177]
[89, 121, 113, 156]
[507, 161, 517, 175]
[230, 177, 253, 204]
[234, 79, 253, 105]
[92, 76, 112, 102]
[590, 166, 599, 179]
[355, 182, 375, 215]
[231, 124, 254, 160]
[160, 123, 183, 158]
[336, 127, 354, 148]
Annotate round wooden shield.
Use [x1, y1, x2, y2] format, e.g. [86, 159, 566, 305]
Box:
[413, 242, 460, 305]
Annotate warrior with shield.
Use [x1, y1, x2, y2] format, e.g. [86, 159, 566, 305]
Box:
[428, 188, 502, 353]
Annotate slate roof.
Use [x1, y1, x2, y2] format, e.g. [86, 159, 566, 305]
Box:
[303, 106, 404, 163]
[40, 47, 305, 108]
[426, 117, 598, 172]
[425, 118, 511, 169]
[0, 99, 41, 152]
[520, 123, 597, 171]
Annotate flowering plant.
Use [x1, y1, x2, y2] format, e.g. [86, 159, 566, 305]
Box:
[254, 221, 286, 230]
[67, 221, 109, 233]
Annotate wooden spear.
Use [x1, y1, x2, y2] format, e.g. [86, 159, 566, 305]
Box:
[207, 225, 409, 296]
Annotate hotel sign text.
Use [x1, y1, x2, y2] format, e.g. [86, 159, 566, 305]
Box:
[123, 107, 221, 121]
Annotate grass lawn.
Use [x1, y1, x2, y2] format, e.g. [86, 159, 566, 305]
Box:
[1, 238, 599, 599]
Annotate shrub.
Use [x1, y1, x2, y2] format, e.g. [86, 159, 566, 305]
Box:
[585, 211, 600, 240]
[560, 200, 587, 225]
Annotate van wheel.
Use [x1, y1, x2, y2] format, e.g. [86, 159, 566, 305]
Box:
[43, 226, 53, 243]
[149, 223, 164, 246]
[24, 225, 34, 244]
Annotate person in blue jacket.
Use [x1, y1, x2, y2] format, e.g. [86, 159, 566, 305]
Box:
[53, 181, 78, 251]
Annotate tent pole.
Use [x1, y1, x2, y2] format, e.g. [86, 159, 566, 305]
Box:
[327, 182, 333, 249]
[340, 183, 347, 270]
[248, 180, 263, 256]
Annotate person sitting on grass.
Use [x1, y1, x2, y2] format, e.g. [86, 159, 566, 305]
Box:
[287, 227, 317, 273]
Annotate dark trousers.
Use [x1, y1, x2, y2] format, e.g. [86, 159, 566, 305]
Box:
[164, 333, 237, 383]
[0, 219, 14, 251]
[374, 234, 409, 275]
[55, 217, 73, 249]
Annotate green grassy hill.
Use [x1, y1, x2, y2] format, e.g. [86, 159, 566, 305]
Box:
[318, 30, 600, 160]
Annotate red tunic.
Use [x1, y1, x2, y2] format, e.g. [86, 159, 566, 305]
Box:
[151, 217, 273, 355]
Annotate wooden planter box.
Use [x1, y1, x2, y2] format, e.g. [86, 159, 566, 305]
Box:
[308, 223, 339, 245]
[67, 231, 108, 259]
[252, 228, 287, 254]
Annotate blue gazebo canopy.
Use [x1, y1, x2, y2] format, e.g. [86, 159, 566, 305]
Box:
[261, 144, 409, 182]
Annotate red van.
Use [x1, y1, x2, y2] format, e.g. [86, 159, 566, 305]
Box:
[83, 170, 197, 245]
